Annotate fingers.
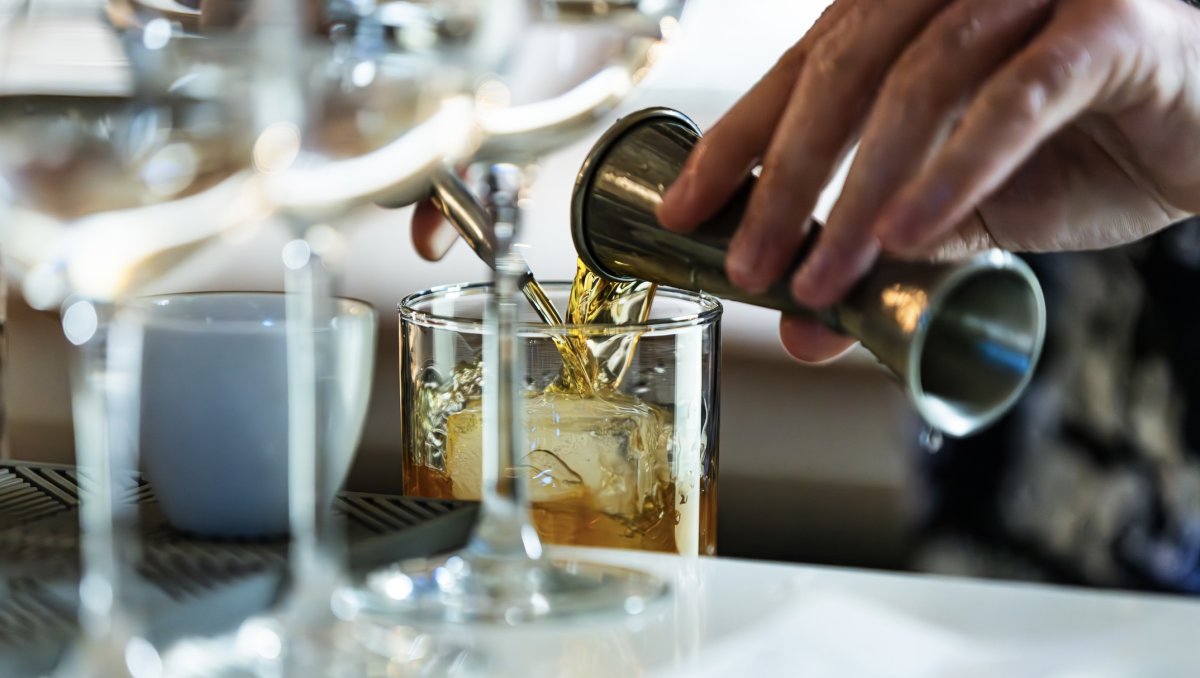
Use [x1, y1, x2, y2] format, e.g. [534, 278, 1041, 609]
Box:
[925, 209, 999, 260]
[778, 314, 858, 364]
[656, 0, 855, 233]
[725, 0, 952, 294]
[792, 0, 1054, 308]
[877, 11, 1115, 256]
[654, 53, 796, 233]
[411, 199, 459, 261]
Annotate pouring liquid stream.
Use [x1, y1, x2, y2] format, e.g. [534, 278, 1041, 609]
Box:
[513, 259, 657, 396]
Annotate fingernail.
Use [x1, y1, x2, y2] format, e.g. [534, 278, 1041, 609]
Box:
[657, 171, 694, 229]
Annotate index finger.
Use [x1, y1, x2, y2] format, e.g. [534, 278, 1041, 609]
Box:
[656, 0, 854, 233]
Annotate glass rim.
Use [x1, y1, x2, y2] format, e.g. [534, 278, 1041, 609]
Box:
[398, 281, 722, 336]
[127, 291, 375, 330]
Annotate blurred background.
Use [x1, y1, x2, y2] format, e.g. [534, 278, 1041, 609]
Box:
[5, 0, 1199, 596]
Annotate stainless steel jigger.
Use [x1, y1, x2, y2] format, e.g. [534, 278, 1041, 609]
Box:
[570, 107, 1047, 437]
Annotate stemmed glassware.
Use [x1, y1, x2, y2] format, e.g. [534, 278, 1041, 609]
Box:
[341, 0, 688, 627]
[239, 4, 480, 670]
[3, 0, 688, 670]
[123, 2, 486, 674]
[1, 0, 272, 674]
[1, 0, 481, 671]
[50, 1, 491, 673]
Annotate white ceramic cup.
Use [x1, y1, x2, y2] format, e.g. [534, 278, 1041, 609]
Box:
[138, 292, 376, 537]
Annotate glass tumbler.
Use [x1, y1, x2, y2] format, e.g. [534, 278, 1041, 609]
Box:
[399, 282, 720, 556]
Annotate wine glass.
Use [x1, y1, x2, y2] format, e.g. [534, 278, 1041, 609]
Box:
[110, 3, 486, 674]
[0, 0, 478, 672]
[0, 1, 288, 674]
[339, 0, 687, 626]
[246, 0, 478, 647]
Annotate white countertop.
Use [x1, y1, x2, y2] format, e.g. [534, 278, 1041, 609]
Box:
[351, 547, 1200, 677]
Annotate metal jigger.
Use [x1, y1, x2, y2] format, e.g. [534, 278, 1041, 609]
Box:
[571, 107, 1047, 437]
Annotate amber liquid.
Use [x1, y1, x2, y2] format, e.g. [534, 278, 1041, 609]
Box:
[409, 465, 715, 554]
[405, 260, 717, 555]
[408, 453, 683, 553]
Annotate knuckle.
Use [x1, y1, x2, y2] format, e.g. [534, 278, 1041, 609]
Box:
[1011, 60, 1052, 101]
[781, 0, 864, 76]
[989, 79, 1043, 126]
[938, 2, 985, 53]
[814, 0, 856, 32]
[810, 33, 862, 82]
[988, 46, 1085, 124]
[881, 63, 940, 117]
[1036, 43, 1090, 93]
[881, 7, 982, 117]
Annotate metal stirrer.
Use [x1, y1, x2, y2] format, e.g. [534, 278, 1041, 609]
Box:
[468, 163, 540, 559]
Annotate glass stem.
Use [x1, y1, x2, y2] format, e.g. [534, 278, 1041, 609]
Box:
[65, 300, 148, 676]
[467, 163, 543, 562]
[283, 236, 343, 615]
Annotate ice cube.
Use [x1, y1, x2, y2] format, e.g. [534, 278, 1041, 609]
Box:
[523, 449, 587, 503]
[443, 391, 671, 516]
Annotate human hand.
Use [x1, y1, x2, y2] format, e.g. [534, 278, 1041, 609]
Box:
[658, 0, 1200, 363]
[409, 197, 462, 261]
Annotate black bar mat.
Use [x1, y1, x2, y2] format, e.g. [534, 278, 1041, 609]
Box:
[0, 460, 475, 673]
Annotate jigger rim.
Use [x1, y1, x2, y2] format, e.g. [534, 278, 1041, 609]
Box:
[907, 249, 1047, 438]
[571, 106, 702, 284]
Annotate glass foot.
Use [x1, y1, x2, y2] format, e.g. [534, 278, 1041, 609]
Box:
[159, 614, 362, 678]
[338, 550, 669, 625]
